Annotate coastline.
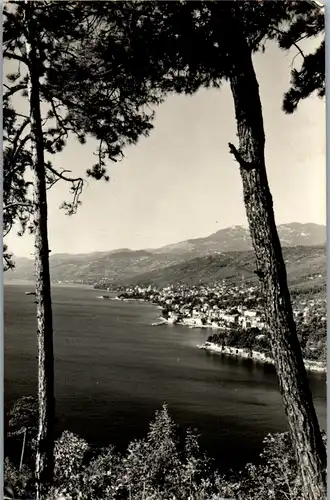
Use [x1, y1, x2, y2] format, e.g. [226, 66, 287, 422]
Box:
[198, 342, 327, 374]
[115, 296, 327, 374]
[152, 316, 227, 329]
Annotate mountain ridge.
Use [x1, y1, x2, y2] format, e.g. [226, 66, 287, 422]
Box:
[5, 223, 326, 284]
[153, 222, 325, 254]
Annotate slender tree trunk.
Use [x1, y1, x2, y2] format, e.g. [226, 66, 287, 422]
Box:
[19, 427, 27, 472]
[26, 4, 55, 498]
[228, 37, 326, 500]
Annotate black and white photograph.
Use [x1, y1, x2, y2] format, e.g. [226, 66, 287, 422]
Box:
[3, 1, 326, 499]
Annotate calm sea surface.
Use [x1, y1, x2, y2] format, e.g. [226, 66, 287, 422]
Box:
[4, 282, 326, 471]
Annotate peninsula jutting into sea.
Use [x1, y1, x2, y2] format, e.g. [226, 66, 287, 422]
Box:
[114, 280, 326, 373]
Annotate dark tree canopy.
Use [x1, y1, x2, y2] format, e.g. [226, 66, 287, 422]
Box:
[277, 1, 325, 113]
[3, 1, 166, 269]
[4, 1, 164, 184]
[64, 1, 323, 134]
[3, 102, 33, 238]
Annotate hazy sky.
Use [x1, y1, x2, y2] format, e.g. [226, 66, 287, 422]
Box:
[5, 39, 325, 257]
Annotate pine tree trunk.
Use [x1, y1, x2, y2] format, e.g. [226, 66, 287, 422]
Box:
[228, 38, 326, 500]
[26, 5, 55, 498]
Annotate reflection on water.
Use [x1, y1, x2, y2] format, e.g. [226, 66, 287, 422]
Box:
[4, 283, 326, 471]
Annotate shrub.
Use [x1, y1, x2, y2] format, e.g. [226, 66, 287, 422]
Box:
[3, 457, 35, 499]
[48, 405, 214, 500]
[52, 431, 90, 499]
[6, 396, 39, 470]
[50, 445, 122, 500]
[215, 432, 303, 500]
[7, 396, 39, 437]
[80, 446, 123, 499]
[120, 404, 212, 499]
[6, 401, 324, 500]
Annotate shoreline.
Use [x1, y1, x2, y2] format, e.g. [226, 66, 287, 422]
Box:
[198, 342, 327, 374]
[152, 316, 227, 329]
[115, 296, 327, 374]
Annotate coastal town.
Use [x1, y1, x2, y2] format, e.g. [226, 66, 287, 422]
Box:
[114, 281, 326, 372]
[117, 282, 265, 329]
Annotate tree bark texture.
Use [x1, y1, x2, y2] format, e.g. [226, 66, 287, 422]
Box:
[26, 4, 55, 497]
[228, 36, 326, 500]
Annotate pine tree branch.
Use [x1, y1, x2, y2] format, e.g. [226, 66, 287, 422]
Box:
[3, 202, 35, 211]
[49, 98, 70, 134]
[3, 252, 15, 272]
[41, 87, 74, 138]
[228, 143, 255, 171]
[46, 177, 61, 190]
[4, 51, 28, 66]
[44, 130, 68, 153]
[4, 230, 12, 240]
[13, 112, 30, 120]
[272, 27, 305, 61]
[291, 41, 305, 61]
[11, 118, 30, 152]
[4, 83, 28, 100]
[44, 164, 85, 214]
[12, 135, 32, 166]
[44, 164, 83, 184]
[5, 124, 31, 180]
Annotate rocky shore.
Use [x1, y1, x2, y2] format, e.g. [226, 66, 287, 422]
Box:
[198, 342, 327, 374]
[114, 286, 326, 373]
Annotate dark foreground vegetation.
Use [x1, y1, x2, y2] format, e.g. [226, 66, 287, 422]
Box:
[5, 398, 326, 500]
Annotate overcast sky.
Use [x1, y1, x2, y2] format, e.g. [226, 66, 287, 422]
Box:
[5, 39, 325, 257]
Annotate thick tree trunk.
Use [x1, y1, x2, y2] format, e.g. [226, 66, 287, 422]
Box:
[228, 39, 326, 500]
[26, 6, 55, 498]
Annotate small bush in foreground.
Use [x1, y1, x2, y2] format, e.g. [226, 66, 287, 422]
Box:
[215, 431, 326, 500]
[5, 402, 322, 500]
[4, 457, 35, 499]
[48, 405, 213, 500]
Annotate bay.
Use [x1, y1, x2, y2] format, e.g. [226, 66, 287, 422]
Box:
[4, 283, 326, 472]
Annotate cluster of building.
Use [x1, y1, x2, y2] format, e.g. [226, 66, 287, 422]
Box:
[118, 282, 267, 331]
[116, 281, 326, 366]
[292, 296, 326, 362]
[292, 297, 326, 326]
[118, 282, 326, 335]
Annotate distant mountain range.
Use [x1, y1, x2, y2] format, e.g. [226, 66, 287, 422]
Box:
[5, 223, 326, 286]
[154, 222, 326, 254]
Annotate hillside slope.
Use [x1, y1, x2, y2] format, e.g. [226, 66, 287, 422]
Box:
[5, 223, 326, 284]
[113, 245, 326, 291]
[5, 249, 190, 283]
